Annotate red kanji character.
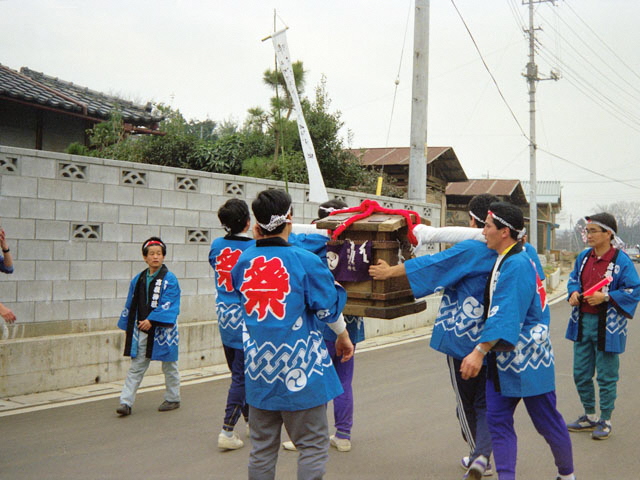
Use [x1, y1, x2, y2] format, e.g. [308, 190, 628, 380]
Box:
[536, 271, 547, 310]
[215, 247, 242, 292]
[240, 256, 290, 321]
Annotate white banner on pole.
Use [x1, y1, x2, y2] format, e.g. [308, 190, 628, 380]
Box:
[271, 29, 329, 204]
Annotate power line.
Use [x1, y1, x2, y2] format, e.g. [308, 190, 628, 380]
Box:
[564, 1, 640, 84]
[385, 0, 413, 147]
[537, 147, 640, 190]
[506, 0, 527, 33]
[450, 1, 639, 194]
[537, 8, 640, 104]
[449, 0, 529, 140]
[535, 47, 640, 131]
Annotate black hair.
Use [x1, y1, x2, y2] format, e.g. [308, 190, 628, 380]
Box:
[218, 198, 250, 235]
[316, 198, 348, 220]
[585, 212, 617, 234]
[468, 194, 499, 228]
[142, 236, 166, 256]
[488, 201, 524, 240]
[252, 189, 292, 236]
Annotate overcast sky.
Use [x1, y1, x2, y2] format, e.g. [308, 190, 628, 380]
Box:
[2, 0, 639, 231]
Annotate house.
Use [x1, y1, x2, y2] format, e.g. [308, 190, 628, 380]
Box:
[0, 64, 163, 153]
[445, 179, 528, 224]
[351, 146, 467, 226]
[446, 179, 561, 252]
[521, 180, 562, 252]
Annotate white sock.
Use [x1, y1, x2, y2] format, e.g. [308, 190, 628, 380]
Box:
[221, 430, 233, 437]
[586, 413, 598, 422]
[557, 474, 575, 480]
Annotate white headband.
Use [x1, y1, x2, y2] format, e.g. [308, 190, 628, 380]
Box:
[469, 210, 485, 226]
[319, 206, 339, 214]
[257, 205, 292, 232]
[488, 210, 527, 240]
[582, 218, 625, 249]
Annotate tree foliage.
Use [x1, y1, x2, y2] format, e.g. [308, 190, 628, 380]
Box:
[65, 61, 409, 199]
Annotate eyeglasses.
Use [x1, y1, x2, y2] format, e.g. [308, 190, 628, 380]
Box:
[584, 228, 605, 234]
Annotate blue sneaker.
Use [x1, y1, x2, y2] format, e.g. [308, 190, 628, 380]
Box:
[591, 420, 612, 440]
[567, 415, 598, 432]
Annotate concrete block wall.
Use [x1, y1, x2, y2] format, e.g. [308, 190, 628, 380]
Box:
[0, 145, 441, 397]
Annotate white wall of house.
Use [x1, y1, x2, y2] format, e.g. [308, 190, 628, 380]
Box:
[0, 145, 441, 397]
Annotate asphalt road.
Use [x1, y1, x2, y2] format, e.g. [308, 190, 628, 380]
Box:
[1, 300, 639, 480]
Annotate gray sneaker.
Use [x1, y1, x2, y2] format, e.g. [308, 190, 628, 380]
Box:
[157, 400, 180, 412]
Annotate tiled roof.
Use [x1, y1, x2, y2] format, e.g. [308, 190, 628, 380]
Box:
[0, 64, 81, 112]
[350, 146, 468, 182]
[0, 64, 162, 126]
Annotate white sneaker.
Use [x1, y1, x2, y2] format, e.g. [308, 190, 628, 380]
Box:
[461, 456, 493, 477]
[218, 431, 244, 450]
[330, 435, 351, 452]
[282, 441, 297, 451]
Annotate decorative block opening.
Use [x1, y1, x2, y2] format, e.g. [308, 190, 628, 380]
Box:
[121, 169, 147, 186]
[0, 155, 18, 174]
[58, 162, 87, 180]
[224, 182, 244, 197]
[187, 229, 210, 244]
[177, 176, 199, 192]
[72, 224, 101, 241]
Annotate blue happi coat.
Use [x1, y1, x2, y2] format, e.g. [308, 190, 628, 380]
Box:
[209, 234, 255, 349]
[231, 237, 347, 411]
[288, 231, 365, 345]
[405, 240, 498, 360]
[117, 267, 181, 362]
[566, 247, 640, 353]
[481, 247, 555, 398]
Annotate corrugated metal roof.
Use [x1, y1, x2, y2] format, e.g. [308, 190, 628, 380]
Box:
[445, 179, 528, 205]
[521, 181, 562, 205]
[351, 146, 468, 182]
[0, 64, 163, 126]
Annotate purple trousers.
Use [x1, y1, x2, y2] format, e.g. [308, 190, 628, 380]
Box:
[325, 340, 355, 439]
[486, 377, 574, 479]
[222, 344, 249, 431]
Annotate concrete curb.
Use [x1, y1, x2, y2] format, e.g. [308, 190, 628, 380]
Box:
[0, 275, 569, 417]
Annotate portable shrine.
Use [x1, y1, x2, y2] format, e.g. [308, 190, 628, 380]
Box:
[315, 200, 430, 319]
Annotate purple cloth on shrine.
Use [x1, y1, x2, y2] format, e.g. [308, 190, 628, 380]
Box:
[326, 240, 372, 282]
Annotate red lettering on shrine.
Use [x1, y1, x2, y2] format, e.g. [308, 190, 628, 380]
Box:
[240, 256, 290, 321]
[215, 247, 242, 292]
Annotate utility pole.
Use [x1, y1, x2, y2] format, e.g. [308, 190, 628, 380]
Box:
[523, 0, 560, 251]
[408, 0, 429, 201]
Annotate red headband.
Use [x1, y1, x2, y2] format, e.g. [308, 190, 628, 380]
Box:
[144, 240, 165, 249]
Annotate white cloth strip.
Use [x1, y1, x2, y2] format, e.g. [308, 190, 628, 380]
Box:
[272, 30, 328, 204]
[290, 224, 330, 237]
[327, 313, 346, 335]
